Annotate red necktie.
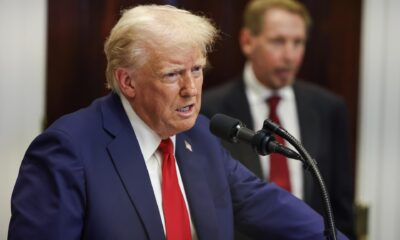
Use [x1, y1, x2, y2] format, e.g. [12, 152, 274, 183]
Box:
[267, 96, 292, 192]
[159, 138, 192, 240]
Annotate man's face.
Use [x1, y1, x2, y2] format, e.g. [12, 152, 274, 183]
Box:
[128, 47, 206, 138]
[241, 8, 306, 89]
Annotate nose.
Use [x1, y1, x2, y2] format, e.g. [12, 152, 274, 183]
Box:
[282, 43, 297, 62]
[180, 73, 199, 97]
[282, 40, 304, 65]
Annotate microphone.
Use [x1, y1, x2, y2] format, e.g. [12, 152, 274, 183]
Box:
[210, 114, 302, 160]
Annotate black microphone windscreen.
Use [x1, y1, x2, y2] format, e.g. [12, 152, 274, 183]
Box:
[210, 114, 241, 142]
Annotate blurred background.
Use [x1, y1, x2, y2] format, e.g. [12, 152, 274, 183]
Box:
[0, 0, 399, 239]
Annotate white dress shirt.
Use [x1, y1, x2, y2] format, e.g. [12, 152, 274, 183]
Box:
[243, 62, 304, 199]
[120, 95, 198, 239]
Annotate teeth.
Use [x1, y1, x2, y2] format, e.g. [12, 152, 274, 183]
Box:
[178, 106, 190, 112]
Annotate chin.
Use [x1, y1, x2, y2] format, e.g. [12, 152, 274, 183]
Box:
[274, 80, 292, 89]
[183, 119, 196, 130]
[183, 118, 197, 130]
[169, 120, 195, 136]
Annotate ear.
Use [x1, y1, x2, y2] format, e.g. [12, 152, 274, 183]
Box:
[115, 68, 136, 98]
[239, 28, 255, 57]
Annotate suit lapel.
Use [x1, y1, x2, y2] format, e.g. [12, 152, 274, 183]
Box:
[223, 79, 254, 129]
[294, 83, 320, 156]
[102, 94, 165, 240]
[221, 79, 264, 178]
[293, 82, 320, 203]
[175, 134, 219, 240]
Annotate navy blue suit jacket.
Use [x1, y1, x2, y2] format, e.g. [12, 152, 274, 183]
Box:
[9, 93, 347, 239]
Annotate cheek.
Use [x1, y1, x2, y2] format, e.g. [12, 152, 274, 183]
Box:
[139, 87, 169, 112]
[154, 88, 180, 113]
[197, 78, 203, 90]
[254, 50, 276, 70]
[294, 52, 305, 65]
[292, 46, 305, 63]
[254, 45, 277, 65]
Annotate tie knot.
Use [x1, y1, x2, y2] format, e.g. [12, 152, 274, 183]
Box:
[267, 95, 281, 112]
[159, 138, 174, 155]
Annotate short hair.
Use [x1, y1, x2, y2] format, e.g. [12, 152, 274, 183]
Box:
[243, 0, 312, 35]
[104, 5, 218, 93]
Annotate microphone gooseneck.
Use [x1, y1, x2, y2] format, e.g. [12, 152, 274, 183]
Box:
[262, 119, 337, 240]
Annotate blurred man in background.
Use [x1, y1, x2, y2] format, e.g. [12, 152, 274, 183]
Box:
[202, 0, 355, 238]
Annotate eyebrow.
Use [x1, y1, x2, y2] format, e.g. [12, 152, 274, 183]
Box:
[160, 64, 184, 73]
[159, 58, 207, 74]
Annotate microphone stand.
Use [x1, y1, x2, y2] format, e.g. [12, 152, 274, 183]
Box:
[262, 119, 337, 240]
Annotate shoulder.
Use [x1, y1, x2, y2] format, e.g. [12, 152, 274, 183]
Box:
[201, 76, 245, 117]
[294, 81, 346, 108]
[203, 76, 243, 102]
[44, 94, 115, 142]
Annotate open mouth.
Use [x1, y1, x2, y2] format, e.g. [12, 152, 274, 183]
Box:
[275, 69, 294, 80]
[177, 104, 194, 113]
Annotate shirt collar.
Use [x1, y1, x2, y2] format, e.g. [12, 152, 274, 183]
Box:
[243, 61, 295, 103]
[120, 94, 176, 162]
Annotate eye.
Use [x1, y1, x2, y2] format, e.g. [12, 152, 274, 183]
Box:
[270, 38, 285, 46]
[163, 71, 180, 82]
[294, 39, 305, 48]
[191, 65, 204, 78]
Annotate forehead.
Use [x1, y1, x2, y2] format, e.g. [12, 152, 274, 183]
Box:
[261, 8, 306, 36]
[150, 46, 206, 69]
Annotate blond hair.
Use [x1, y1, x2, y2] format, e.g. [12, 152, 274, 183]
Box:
[244, 0, 312, 35]
[104, 5, 218, 93]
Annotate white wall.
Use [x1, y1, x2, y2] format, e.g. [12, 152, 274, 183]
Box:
[357, 0, 400, 239]
[0, 0, 46, 237]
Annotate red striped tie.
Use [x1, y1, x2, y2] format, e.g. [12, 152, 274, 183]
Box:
[159, 138, 192, 240]
[267, 96, 291, 192]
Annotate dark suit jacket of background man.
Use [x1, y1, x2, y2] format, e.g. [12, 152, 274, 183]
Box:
[201, 77, 355, 239]
[8, 93, 350, 240]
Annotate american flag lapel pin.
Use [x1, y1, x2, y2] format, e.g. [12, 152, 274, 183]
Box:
[184, 140, 192, 152]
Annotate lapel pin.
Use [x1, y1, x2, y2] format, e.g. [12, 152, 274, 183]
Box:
[184, 140, 192, 152]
